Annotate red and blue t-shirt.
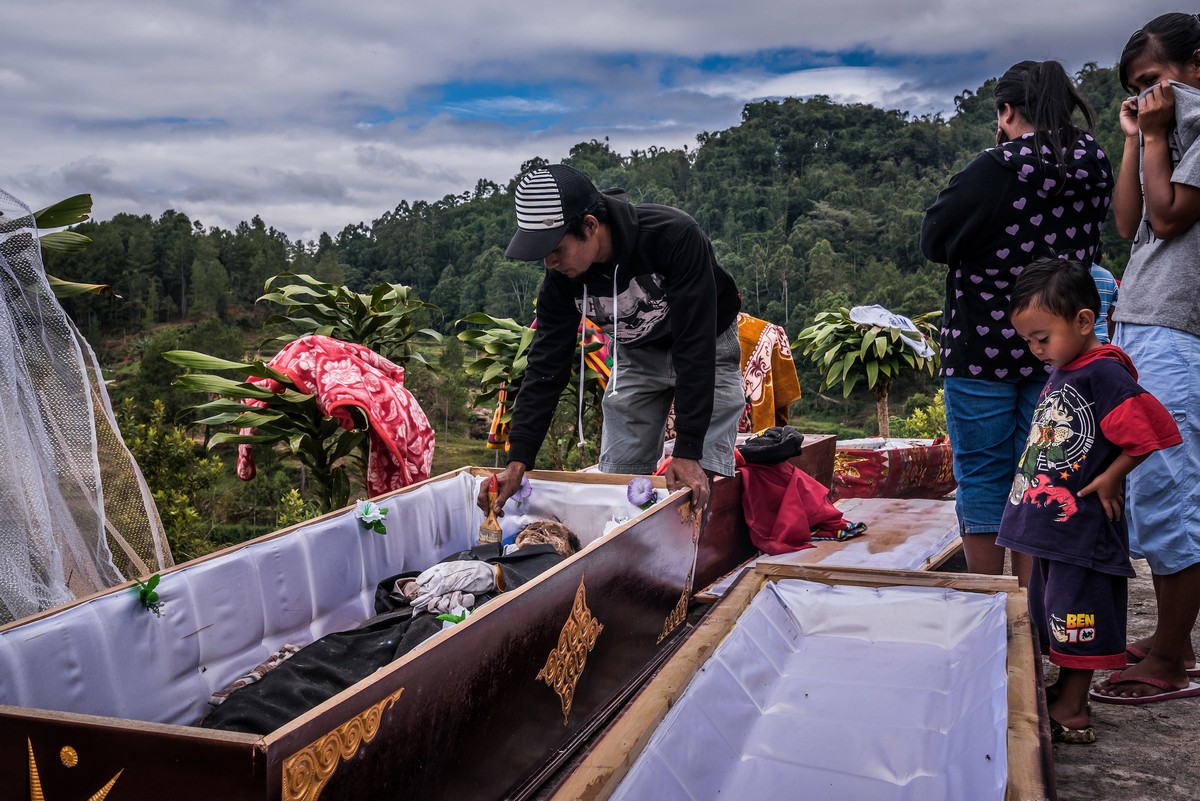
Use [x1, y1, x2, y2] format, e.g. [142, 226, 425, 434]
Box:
[997, 345, 1181, 576]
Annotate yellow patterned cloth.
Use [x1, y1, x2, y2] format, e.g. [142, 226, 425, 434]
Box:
[737, 313, 801, 432]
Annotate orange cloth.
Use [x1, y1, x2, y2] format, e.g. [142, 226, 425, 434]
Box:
[737, 313, 801, 432]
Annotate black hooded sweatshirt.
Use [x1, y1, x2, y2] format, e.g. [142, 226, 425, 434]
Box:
[506, 190, 741, 467]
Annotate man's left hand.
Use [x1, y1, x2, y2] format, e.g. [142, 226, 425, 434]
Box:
[664, 457, 711, 512]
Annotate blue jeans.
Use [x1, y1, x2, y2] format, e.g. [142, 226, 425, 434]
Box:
[1114, 323, 1200, 574]
[944, 376, 1046, 535]
[599, 322, 742, 477]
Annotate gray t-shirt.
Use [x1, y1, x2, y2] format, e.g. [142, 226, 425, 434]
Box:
[1113, 82, 1200, 338]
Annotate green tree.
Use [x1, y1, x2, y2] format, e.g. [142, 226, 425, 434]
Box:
[118, 399, 225, 561]
[794, 307, 941, 438]
[190, 236, 229, 319]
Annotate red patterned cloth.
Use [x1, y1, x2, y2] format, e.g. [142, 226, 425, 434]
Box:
[832, 439, 956, 501]
[236, 335, 434, 497]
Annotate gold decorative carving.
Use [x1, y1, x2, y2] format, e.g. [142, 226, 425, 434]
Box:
[658, 564, 694, 644]
[25, 738, 123, 800]
[27, 739, 42, 801]
[677, 503, 702, 539]
[537, 576, 604, 725]
[282, 688, 403, 801]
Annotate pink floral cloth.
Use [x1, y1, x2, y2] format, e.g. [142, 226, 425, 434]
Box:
[236, 335, 434, 496]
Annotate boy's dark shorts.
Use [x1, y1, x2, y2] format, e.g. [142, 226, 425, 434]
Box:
[1029, 557, 1127, 671]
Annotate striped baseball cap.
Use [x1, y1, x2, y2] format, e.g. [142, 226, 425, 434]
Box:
[505, 164, 602, 261]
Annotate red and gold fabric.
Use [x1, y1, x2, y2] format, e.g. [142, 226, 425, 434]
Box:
[832, 439, 957, 501]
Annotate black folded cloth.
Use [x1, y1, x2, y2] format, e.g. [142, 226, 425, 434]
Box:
[737, 425, 804, 464]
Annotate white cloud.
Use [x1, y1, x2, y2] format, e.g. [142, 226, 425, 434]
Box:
[0, 1, 1182, 240]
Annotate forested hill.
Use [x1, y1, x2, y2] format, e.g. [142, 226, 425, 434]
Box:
[45, 64, 1130, 353]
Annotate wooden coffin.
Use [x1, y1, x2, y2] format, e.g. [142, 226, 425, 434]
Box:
[552, 564, 1052, 801]
[0, 467, 748, 801]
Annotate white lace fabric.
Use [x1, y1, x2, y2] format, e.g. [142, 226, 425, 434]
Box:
[0, 188, 172, 624]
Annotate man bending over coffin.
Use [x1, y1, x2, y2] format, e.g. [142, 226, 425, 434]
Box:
[201, 521, 580, 735]
[482, 164, 743, 515]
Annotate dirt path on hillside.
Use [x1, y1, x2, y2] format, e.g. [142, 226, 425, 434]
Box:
[1051, 559, 1200, 801]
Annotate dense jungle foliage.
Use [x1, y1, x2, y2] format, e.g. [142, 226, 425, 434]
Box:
[40, 64, 1133, 557]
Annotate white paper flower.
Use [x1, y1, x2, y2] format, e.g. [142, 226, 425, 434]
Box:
[355, 499, 388, 534]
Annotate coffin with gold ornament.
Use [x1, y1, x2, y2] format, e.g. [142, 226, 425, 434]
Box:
[0, 467, 743, 801]
[548, 564, 1052, 801]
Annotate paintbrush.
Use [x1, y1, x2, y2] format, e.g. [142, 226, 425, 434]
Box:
[479, 474, 502, 545]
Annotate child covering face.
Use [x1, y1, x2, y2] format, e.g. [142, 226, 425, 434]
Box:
[1094, 12, 1200, 705]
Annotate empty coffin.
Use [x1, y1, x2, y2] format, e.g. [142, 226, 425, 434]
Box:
[552, 565, 1051, 801]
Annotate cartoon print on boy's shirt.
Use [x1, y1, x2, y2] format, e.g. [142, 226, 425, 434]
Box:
[1007, 385, 1096, 522]
[1050, 612, 1097, 644]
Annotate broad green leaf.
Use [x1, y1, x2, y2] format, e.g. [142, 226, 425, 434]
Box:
[843, 371, 861, 397]
[860, 328, 878, 358]
[34, 194, 92, 228]
[47, 275, 115, 298]
[38, 231, 92, 252]
[232, 411, 286, 428]
[865, 359, 879, 388]
[174, 374, 277, 400]
[839, 352, 857, 384]
[209, 431, 285, 447]
[480, 362, 506, 383]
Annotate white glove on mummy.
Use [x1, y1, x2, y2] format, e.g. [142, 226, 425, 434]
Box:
[410, 561, 497, 612]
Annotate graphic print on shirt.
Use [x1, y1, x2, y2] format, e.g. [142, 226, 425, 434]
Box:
[1007, 385, 1096, 522]
[577, 274, 668, 343]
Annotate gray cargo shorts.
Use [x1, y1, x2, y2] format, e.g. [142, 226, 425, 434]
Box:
[598, 321, 743, 477]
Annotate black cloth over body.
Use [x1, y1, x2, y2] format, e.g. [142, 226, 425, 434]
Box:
[737, 425, 804, 464]
[200, 544, 565, 735]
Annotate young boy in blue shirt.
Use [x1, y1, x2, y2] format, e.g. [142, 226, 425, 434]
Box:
[997, 257, 1182, 743]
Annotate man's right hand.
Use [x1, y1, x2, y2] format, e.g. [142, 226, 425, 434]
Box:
[477, 462, 528, 517]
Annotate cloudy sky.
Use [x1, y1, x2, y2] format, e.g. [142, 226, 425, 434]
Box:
[1, 2, 1181, 242]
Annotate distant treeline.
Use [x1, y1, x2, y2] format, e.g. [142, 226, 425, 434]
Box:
[45, 63, 1132, 354]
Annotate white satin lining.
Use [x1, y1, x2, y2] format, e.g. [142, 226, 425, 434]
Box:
[611, 579, 1010, 801]
[0, 473, 643, 725]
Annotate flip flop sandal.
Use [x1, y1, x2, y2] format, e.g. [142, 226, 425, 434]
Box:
[1126, 645, 1200, 678]
[1090, 671, 1200, 705]
[1050, 718, 1096, 745]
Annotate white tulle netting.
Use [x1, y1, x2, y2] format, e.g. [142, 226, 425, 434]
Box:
[0, 188, 172, 624]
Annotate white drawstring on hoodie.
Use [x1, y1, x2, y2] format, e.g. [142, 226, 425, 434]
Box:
[609, 263, 620, 396]
[578, 287, 588, 448]
[576, 264, 620, 450]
